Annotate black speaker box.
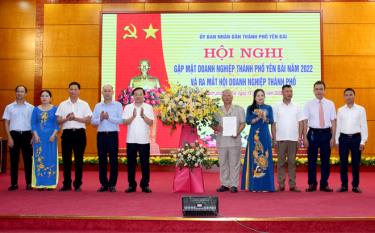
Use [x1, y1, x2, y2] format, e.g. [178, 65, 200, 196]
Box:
[182, 196, 219, 217]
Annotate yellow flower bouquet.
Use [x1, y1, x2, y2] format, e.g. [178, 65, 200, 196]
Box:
[157, 84, 220, 130]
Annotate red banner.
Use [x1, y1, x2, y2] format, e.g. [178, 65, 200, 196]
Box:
[115, 13, 181, 150]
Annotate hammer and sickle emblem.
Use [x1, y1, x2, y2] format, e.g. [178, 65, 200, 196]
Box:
[123, 24, 137, 39]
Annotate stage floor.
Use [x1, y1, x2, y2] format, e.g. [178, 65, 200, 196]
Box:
[0, 169, 374, 219]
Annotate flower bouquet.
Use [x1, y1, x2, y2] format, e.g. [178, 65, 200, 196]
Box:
[172, 141, 212, 193]
[175, 141, 212, 169]
[157, 85, 220, 130]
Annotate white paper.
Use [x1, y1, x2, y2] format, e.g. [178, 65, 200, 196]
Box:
[222, 116, 237, 136]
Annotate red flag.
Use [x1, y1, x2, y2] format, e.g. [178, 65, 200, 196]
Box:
[115, 13, 181, 150]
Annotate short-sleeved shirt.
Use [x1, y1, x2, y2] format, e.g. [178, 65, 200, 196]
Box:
[214, 105, 245, 148]
[304, 98, 336, 128]
[273, 101, 305, 142]
[55, 98, 92, 130]
[3, 101, 34, 131]
[122, 103, 154, 144]
[2, 101, 34, 131]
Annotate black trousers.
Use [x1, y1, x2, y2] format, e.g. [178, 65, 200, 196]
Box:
[307, 128, 332, 188]
[126, 143, 150, 189]
[61, 129, 86, 189]
[97, 132, 118, 188]
[9, 131, 32, 186]
[339, 133, 361, 188]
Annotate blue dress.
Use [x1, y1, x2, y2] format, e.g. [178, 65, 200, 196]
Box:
[31, 106, 59, 188]
[241, 104, 275, 192]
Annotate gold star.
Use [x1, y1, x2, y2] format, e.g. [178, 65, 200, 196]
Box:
[143, 24, 159, 39]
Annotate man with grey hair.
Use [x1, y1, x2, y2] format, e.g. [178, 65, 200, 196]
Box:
[91, 84, 123, 193]
[213, 89, 245, 193]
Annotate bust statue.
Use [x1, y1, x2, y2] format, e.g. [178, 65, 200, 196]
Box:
[129, 60, 160, 89]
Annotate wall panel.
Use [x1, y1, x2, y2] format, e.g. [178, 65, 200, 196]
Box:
[276, 2, 320, 11]
[188, 3, 232, 12]
[0, 0, 36, 28]
[322, 2, 375, 24]
[43, 25, 99, 57]
[0, 0, 36, 141]
[44, 4, 101, 25]
[233, 3, 276, 11]
[102, 3, 145, 12]
[323, 24, 375, 56]
[0, 29, 35, 59]
[43, 57, 99, 89]
[366, 121, 375, 154]
[0, 60, 35, 89]
[324, 56, 375, 88]
[145, 3, 189, 12]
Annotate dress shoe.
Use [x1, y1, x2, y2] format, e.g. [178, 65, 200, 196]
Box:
[320, 186, 333, 192]
[305, 184, 317, 192]
[216, 185, 230, 192]
[125, 187, 136, 193]
[289, 187, 301, 192]
[97, 186, 108, 192]
[59, 186, 72, 192]
[26, 184, 33, 191]
[109, 186, 116, 193]
[230, 187, 238, 193]
[352, 187, 362, 193]
[74, 187, 82, 192]
[337, 187, 348, 192]
[142, 187, 152, 193]
[8, 185, 18, 191]
[277, 186, 285, 192]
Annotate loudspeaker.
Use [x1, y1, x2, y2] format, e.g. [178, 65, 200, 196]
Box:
[182, 196, 219, 217]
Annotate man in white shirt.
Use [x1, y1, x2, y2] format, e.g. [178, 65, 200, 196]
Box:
[303, 81, 336, 192]
[91, 85, 123, 193]
[336, 88, 368, 193]
[213, 89, 245, 193]
[56, 82, 92, 192]
[122, 87, 154, 193]
[2, 85, 34, 191]
[272, 85, 304, 192]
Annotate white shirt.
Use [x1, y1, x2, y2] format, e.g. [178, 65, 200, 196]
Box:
[122, 103, 154, 144]
[304, 98, 336, 128]
[2, 101, 34, 131]
[55, 98, 92, 130]
[335, 104, 368, 145]
[273, 101, 305, 141]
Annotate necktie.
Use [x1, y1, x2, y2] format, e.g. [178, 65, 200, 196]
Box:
[319, 100, 325, 128]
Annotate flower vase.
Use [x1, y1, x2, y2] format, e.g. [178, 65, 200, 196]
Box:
[173, 167, 204, 193]
[179, 124, 199, 147]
